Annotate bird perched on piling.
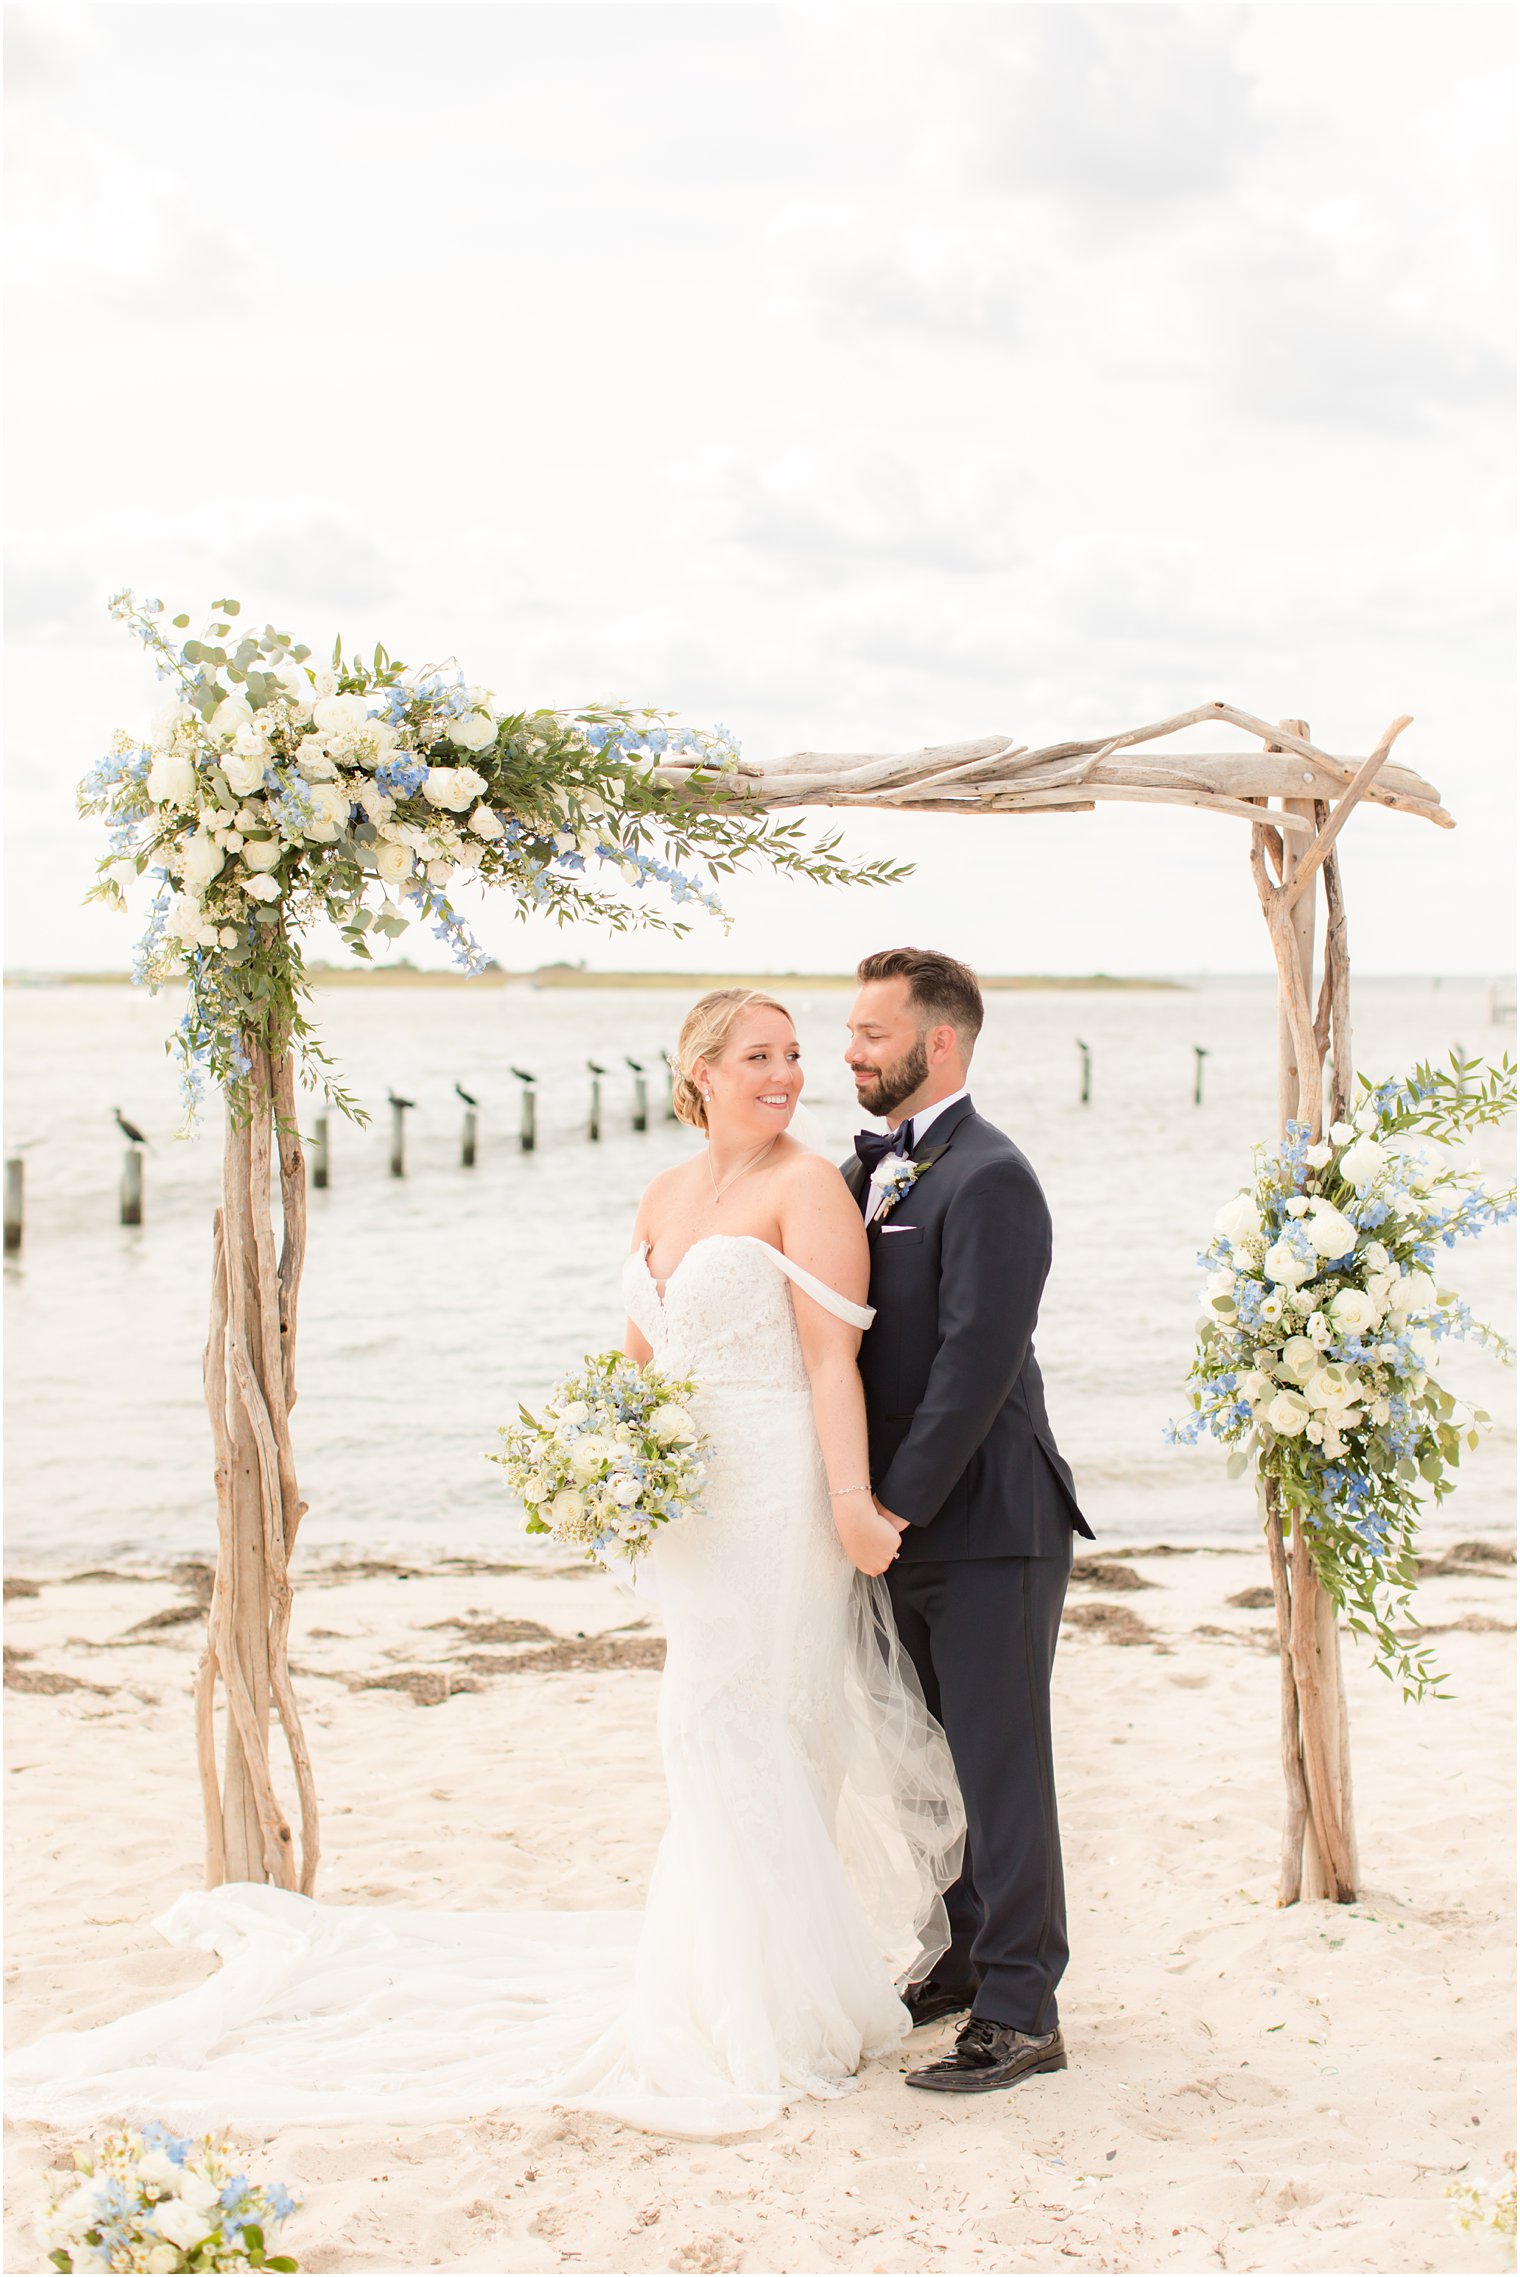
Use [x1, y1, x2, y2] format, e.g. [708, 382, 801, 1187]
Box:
[387, 1090, 416, 1112]
[454, 1081, 478, 1108]
[113, 1109, 151, 1149]
[624, 1055, 644, 1072]
[510, 1066, 536, 1085]
[587, 1060, 608, 1076]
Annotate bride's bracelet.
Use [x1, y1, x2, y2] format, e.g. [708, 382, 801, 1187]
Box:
[830, 1485, 873, 1499]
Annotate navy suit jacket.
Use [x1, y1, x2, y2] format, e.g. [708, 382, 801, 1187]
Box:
[843, 1094, 1093, 1561]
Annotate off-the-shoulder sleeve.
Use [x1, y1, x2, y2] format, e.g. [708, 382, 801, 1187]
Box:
[755, 1240, 875, 1329]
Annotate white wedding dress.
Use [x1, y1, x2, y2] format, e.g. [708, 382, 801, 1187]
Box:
[8, 1236, 964, 2140]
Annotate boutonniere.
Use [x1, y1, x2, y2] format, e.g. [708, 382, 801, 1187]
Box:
[869, 1155, 925, 1220]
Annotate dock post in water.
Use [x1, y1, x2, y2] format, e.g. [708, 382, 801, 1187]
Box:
[461, 1107, 478, 1167]
[387, 1091, 414, 1179]
[665, 1054, 677, 1121]
[4, 1157, 22, 1253]
[312, 1115, 330, 1190]
[1076, 1038, 1092, 1107]
[627, 1056, 648, 1133]
[512, 1067, 537, 1153]
[587, 1061, 606, 1143]
[1193, 1045, 1208, 1107]
[120, 1147, 144, 1225]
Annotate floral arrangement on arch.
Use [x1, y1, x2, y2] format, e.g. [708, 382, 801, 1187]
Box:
[83, 593, 906, 1121]
[1171, 1055, 1515, 1695]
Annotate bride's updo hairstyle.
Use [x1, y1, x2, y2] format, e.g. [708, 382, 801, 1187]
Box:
[671, 988, 793, 1133]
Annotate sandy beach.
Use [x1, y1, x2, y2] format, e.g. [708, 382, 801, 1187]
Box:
[4, 1537, 1513, 2276]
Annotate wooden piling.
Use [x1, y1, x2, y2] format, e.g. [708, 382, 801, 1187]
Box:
[120, 1147, 144, 1225]
[587, 1061, 606, 1143]
[1076, 1038, 1092, 1106]
[461, 1106, 478, 1168]
[4, 1157, 22, 1253]
[512, 1068, 537, 1153]
[312, 1116, 330, 1191]
[389, 1101, 407, 1179]
[627, 1057, 648, 1133]
[1193, 1045, 1208, 1107]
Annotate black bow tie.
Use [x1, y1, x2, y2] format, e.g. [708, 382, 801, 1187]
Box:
[854, 1125, 910, 1173]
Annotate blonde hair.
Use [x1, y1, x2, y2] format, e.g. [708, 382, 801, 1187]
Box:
[671, 988, 794, 1131]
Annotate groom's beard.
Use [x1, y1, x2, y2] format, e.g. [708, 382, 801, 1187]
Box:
[853, 1036, 930, 1119]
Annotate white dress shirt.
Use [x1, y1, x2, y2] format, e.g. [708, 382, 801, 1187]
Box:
[865, 1087, 970, 1221]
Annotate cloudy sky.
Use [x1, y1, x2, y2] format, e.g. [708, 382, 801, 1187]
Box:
[6, 1, 1513, 977]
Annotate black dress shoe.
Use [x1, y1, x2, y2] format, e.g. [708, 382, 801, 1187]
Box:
[902, 1978, 979, 2030]
[906, 2017, 1067, 2093]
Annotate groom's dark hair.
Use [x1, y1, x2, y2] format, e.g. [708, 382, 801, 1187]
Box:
[856, 946, 984, 1052]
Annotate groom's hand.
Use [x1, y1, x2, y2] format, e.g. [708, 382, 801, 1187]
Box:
[874, 1499, 910, 1534]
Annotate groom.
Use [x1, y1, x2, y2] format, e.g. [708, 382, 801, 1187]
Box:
[842, 946, 1093, 2096]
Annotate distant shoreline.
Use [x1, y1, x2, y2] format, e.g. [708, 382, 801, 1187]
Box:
[7, 965, 1184, 992]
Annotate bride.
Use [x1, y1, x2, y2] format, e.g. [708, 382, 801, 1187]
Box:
[8, 989, 964, 2142]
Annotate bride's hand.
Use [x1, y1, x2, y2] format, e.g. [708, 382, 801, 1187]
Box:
[833, 1493, 905, 1576]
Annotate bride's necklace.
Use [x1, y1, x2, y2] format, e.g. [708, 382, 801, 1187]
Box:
[708, 1135, 780, 1206]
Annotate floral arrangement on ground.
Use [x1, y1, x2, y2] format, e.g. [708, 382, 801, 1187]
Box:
[1171, 1054, 1515, 1695]
[83, 594, 907, 1122]
[492, 1350, 710, 1567]
[41, 2123, 298, 2273]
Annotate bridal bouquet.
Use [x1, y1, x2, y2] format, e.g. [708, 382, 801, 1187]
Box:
[83, 593, 905, 1123]
[40, 2122, 299, 2272]
[491, 1352, 711, 1567]
[1171, 1054, 1515, 1694]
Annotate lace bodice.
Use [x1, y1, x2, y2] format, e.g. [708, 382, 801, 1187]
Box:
[623, 1236, 873, 1395]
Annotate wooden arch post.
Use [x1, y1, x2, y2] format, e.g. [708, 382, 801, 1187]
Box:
[674, 700, 1446, 1904]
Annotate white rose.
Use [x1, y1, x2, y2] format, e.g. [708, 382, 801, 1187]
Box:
[1362, 1241, 1390, 1270]
[180, 830, 225, 890]
[151, 2196, 214, 2251]
[448, 709, 497, 752]
[650, 1403, 696, 1446]
[240, 836, 282, 872]
[1278, 1335, 1318, 1383]
[219, 925, 239, 946]
[1328, 1120, 1356, 1144]
[145, 2248, 180, 2275]
[1204, 1268, 1237, 1304]
[209, 692, 255, 741]
[1304, 1142, 1333, 1168]
[303, 780, 351, 843]
[1338, 1134, 1386, 1188]
[422, 765, 478, 812]
[610, 1474, 643, 1507]
[352, 718, 399, 769]
[1406, 1326, 1441, 1374]
[1264, 1389, 1311, 1437]
[549, 1488, 585, 1527]
[313, 692, 373, 737]
[135, 2152, 181, 2190]
[1285, 1197, 1310, 1219]
[164, 892, 203, 946]
[147, 749, 198, 807]
[1304, 1365, 1354, 1412]
[1305, 1203, 1357, 1259]
[559, 1401, 590, 1427]
[295, 737, 338, 782]
[1353, 1107, 1379, 1133]
[425, 858, 452, 884]
[1307, 1311, 1333, 1347]
[221, 746, 269, 798]
[452, 841, 482, 871]
[1368, 1396, 1391, 1426]
[1263, 1238, 1313, 1288]
[1387, 1268, 1438, 1319]
[276, 660, 316, 712]
[1213, 1192, 1260, 1243]
[1329, 1285, 1381, 1336]
[359, 783, 396, 824]
[469, 804, 504, 840]
[243, 874, 281, 902]
[570, 1434, 613, 1478]
[374, 841, 412, 884]
[1239, 1370, 1271, 1405]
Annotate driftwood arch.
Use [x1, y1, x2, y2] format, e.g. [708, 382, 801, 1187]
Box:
[200, 699, 1447, 1911]
[672, 699, 1447, 1906]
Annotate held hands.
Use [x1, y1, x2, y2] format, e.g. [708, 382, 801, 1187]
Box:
[833, 1492, 910, 1576]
